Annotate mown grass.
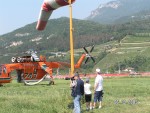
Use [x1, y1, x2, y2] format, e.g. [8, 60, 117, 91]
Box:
[0, 77, 150, 113]
[121, 35, 150, 43]
[120, 43, 150, 48]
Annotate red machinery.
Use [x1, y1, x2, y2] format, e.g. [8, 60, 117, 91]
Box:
[0, 47, 95, 86]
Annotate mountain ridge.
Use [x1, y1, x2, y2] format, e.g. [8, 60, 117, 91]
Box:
[87, 0, 150, 24]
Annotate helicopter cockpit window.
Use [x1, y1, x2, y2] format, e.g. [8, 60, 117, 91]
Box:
[3, 67, 7, 73]
[0, 65, 5, 75]
[42, 64, 47, 70]
[31, 52, 40, 62]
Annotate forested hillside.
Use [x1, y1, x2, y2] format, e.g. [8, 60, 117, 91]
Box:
[0, 17, 112, 54]
[0, 17, 150, 73]
[1, 17, 150, 54]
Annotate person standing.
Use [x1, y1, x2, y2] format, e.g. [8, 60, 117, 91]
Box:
[70, 73, 84, 113]
[93, 68, 104, 109]
[84, 78, 93, 111]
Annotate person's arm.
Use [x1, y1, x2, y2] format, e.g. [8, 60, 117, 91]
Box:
[70, 82, 72, 88]
[94, 77, 100, 91]
[80, 81, 84, 95]
[94, 82, 98, 91]
[70, 80, 73, 87]
[70, 80, 76, 88]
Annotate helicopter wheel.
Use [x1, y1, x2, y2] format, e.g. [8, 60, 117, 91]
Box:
[17, 57, 22, 63]
[31, 56, 35, 62]
[11, 57, 16, 63]
[16, 70, 23, 83]
[48, 80, 54, 85]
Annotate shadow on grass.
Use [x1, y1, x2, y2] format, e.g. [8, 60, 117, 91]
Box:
[67, 102, 97, 113]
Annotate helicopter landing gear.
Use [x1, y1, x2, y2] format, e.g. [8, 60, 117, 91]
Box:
[48, 80, 54, 85]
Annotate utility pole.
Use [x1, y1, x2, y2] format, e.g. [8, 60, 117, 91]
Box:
[69, 0, 75, 76]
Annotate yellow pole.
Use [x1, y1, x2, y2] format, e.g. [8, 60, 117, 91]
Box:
[69, 0, 74, 76]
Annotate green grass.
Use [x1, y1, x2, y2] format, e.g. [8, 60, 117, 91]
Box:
[94, 51, 139, 72]
[26, 34, 150, 73]
[0, 77, 150, 113]
[121, 35, 150, 43]
[120, 43, 150, 48]
[93, 35, 150, 72]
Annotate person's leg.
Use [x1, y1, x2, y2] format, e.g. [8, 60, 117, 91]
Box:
[99, 101, 102, 108]
[99, 96, 103, 108]
[87, 95, 91, 110]
[85, 95, 89, 110]
[93, 92, 98, 108]
[90, 102, 93, 110]
[93, 102, 96, 108]
[99, 91, 103, 109]
[73, 95, 81, 113]
[88, 102, 91, 109]
[88, 94, 92, 110]
[86, 102, 89, 110]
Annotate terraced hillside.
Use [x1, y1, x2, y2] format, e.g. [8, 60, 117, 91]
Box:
[1, 34, 150, 74]
[92, 34, 150, 73]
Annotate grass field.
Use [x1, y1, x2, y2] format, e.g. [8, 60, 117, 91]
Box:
[121, 35, 150, 43]
[0, 77, 150, 113]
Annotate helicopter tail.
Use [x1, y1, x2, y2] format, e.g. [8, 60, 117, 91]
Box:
[74, 54, 86, 68]
[75, 45, 95, 68]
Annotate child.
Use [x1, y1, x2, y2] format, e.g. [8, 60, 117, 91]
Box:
[84, 78, 92, 110]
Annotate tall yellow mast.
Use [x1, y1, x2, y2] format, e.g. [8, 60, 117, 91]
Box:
[69, 0, 74, 76]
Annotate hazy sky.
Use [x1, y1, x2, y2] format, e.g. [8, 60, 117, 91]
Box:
[0, 0, 112, 35]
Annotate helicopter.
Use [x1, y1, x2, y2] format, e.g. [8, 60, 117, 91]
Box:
[0, 46, 95, 86]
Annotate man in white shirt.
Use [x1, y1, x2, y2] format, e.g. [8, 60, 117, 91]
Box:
[93, 68, 103, 109]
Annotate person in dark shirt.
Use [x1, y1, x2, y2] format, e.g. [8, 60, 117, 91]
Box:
[70, 72, 84, 113]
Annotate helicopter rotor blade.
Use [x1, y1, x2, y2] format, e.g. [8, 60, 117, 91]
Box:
[90, 45, 95, 53]
[84, 57, 89, 64]
[91, 57, 95, 63]
[83, 45, 96, 64]
[83, 47, 89, 54]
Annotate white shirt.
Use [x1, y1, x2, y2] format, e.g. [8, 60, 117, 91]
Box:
[84, 83, 92, 94]
[94, 74, 103, 91]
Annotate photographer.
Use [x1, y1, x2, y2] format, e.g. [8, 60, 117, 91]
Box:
[70, 73, 84, 113]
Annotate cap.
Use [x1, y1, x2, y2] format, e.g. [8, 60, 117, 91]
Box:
[85, 78, 89, 83]
[74, 73, 79, 77]
[96, 68, 101, 73]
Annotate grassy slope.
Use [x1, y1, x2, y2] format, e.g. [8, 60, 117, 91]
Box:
[0, 77, 150, 113]
[93, 35, 150, 72]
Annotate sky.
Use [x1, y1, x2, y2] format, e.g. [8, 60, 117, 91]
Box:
[0, 0, 112, 35]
